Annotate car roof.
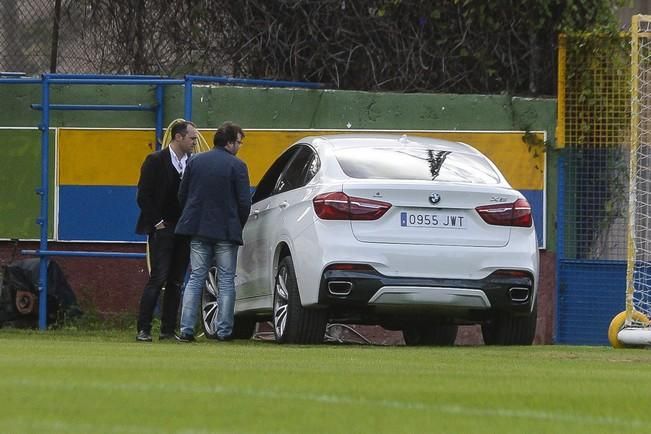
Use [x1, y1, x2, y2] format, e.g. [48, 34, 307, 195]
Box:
[298, 133, 481, 155]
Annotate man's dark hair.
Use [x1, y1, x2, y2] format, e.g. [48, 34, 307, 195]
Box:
[214, 121, 244, 148]
[171, 120, 196, 139]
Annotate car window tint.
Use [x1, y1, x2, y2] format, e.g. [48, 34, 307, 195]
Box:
[334, 147, 500, 184]
[252, 147, 299, 203]
[275, 146, 318, 194]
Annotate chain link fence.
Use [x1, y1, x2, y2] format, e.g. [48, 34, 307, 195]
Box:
[1, 0, 85, 74]
[0, 0, 232, 76]
[560, 33, 631, 261]
[556, 32, 631, 344]
[0, 0, 590, 95]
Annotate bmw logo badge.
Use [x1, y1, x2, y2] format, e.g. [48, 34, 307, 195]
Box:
[429, 193, 441, 205]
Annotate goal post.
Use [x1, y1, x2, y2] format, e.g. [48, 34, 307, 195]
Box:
[611, 14, 651, 347]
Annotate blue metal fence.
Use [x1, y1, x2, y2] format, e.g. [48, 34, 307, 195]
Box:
[0, 72, 325, 330]
[555, 147, 628, 345]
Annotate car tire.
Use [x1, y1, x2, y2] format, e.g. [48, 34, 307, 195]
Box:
[402, 324, 458, 346]
[482, 303, 538, 346]
[273, 256, 327, 344]
[201, 266, 256, 340]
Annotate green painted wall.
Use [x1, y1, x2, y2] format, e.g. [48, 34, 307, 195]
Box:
[0, 129, 54, 238]
[1, 84, 555, 132]
[177, 87, 556, 133]
[0, 83, 556, 247]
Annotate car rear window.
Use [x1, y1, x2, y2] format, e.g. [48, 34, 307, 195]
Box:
[334, 147, 501, 184]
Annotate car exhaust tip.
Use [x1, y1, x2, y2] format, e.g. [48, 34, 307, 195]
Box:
[328, 281, 353, 296]
[508, 287, 530, 303]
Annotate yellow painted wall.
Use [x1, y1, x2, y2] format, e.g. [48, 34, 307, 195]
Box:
[58, 129, 543, 189]
[58, 129, 157, 186]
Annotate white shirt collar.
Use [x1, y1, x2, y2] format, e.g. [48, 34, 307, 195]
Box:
[168, 145, 188, 175]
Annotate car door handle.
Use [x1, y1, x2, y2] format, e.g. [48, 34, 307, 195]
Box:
[279, 201, 289, 209]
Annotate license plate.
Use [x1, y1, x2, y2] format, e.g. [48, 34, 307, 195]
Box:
[400, 212, 467, 229]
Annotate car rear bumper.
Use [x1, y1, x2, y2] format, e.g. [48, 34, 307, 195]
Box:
[291, 219, 539, 307]
[317, 268, 535, 314]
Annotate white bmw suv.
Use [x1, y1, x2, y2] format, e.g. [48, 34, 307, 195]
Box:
[201, 134, 539, 345]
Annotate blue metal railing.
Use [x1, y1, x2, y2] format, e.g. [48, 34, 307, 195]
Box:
[22, 250, 147, 259]
[555, 154, 565, 343]
[1, 72, 324, 330]
[37, 75, 51, 330]
[31, 104, 158, 111]
[0, 72, 27, 77]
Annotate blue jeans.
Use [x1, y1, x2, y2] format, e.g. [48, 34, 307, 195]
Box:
[179, 239, 239, 338]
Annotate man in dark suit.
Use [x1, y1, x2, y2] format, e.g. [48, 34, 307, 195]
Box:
[135, 121, 197, 342]
[175, 122, 251, 342]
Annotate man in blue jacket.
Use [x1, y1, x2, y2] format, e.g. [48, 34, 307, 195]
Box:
[175, 122, 251, 341]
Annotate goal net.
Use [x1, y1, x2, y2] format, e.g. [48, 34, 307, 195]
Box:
[627, 15, 651, 328]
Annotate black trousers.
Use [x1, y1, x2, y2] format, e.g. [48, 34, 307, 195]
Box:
[137, 227, 190, 334]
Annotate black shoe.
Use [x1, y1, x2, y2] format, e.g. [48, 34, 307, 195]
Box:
[159, 332, 175, 341]
[175, 333, 195, 343]
[136, 330, 152, 342]
[216, 334, 233, 342]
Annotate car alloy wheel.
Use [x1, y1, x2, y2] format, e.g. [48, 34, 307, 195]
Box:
[273, 256, 327, 344]
[201, 266, 219, 339]
[273, 264, 290, 340]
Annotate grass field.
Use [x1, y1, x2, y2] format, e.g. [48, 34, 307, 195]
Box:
[1, 329, 651, 433]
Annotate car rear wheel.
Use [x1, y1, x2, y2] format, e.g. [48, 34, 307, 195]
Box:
[402, 324, 458, 346]
[482, 304, 537, 345]
[201, 266, 256, 340]
[273, 256, 327, 344]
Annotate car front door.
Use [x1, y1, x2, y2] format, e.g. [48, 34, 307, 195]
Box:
[260, 146, 321, 295]
[238, 145, 320, 302]
[237, 147, 299, 302]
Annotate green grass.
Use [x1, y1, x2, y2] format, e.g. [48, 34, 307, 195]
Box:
[1, 329, 650, 433]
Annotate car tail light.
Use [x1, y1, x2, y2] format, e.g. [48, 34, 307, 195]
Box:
[475, 198, 532, 227]
[313, 192, 391, 220]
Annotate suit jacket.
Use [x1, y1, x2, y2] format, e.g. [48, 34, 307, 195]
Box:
[135, 148, 184, 235]
[175, 147, 251, 244]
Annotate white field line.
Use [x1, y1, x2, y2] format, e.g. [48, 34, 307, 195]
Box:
[0, 418, 273, 434]
[2, 378, 648, 429]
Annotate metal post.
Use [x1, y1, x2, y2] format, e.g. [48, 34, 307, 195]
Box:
[31, 104, 157, 111]
[46, 73, 166, 79]
[184, 76, 193, 121]
[554, 154, 566, 343]
[155, 85, 164, 149]
[556, 34, 566, 150]
[23, 250, 146, 259]
[37, 75, 51, 330]
[50, 0, 62, 72]
[184, 74, 325, 89]
[626, 15, 642, 324]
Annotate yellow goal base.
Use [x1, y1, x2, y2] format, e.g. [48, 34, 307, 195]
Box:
[608, 310, 651, 348]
